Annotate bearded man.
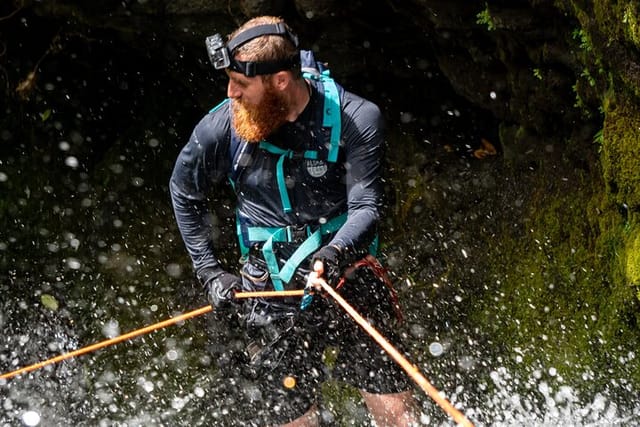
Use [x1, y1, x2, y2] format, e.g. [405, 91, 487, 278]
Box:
[170, 15, 418, 426]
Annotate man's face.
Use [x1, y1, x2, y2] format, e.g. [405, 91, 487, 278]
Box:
[227, 71, 288, 142]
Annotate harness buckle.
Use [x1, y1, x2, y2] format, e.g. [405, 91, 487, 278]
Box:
[285, 224, 310, 243]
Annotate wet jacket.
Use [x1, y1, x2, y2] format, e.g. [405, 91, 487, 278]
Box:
[170, 78, 384, 282]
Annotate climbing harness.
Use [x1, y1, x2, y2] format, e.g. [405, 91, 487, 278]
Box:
[215, 49, 353, 293]
[244, 214, 347, 291]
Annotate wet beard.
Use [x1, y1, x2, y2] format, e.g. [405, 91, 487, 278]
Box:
[231, 87, 289, 143]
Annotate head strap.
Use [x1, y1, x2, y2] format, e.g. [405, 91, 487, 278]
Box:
[227, 23, 298, 53]
[205, 23, 299, 77]
[228, 55, 299, 77]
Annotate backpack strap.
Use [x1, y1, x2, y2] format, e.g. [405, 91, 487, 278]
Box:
[301, 50, 341, 163]
[209, 98, 229, 114]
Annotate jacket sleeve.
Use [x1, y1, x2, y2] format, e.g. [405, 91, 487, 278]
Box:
[169, 107, 231, 277]
[328, 93, 384, 258]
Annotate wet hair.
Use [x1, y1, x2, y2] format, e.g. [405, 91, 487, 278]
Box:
[229, 16, 301, 78]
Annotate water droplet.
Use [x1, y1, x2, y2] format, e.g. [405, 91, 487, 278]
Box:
[21, 411, 40, 426]
[165, 263, 182, 278]
[429, 342, 444, 356]
[40, 294, 59, 311]
[102, 319, 120, 338]
[65, 156, 79, 168]
[66, 258, 81, 270]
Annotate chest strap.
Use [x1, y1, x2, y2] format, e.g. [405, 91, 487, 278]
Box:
[258, 141, 319, 214]
[244, 213, 347, 291]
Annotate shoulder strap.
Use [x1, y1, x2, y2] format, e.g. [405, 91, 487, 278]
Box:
[300, 50, 341, 163]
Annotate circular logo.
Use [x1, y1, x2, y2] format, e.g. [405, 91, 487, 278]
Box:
[306, 159, 328, 178]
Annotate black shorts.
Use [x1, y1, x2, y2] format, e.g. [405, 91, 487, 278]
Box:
[207, 258, 412, 426]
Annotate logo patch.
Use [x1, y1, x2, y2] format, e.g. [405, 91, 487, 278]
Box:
[306, 159, 328, 178]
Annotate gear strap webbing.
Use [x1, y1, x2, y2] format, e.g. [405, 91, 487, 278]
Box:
[245, 213, 348, 291]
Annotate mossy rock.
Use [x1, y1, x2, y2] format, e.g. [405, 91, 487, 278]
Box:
[600, 91, 640, 209]
[625, 224, 640, 296]
[470, 146, 640, 389]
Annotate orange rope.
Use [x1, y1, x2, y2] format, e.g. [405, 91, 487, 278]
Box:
[0, 305, 212, 381]
[0, 290, 304, 381]
[235, 289, 304, 298]
[318, 279, 475, 427]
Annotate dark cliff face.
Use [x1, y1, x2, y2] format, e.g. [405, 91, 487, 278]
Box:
[3, 0, 639, 142]
[2, 0, 597, 138]
[5, 1, 639, 134]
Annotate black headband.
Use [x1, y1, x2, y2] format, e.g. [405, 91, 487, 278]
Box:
[227, 23, 298, 53]
[205, 23, 300, 77]
[227, 55, 300, 77]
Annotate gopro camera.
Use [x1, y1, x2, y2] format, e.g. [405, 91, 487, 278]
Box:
[205, 34, 230, 70]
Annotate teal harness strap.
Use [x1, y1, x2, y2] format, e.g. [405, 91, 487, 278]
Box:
[303, 70, 341, 163]
[236, 210, 251, 259]
[259, 141, 320, 214]
[209, 98, 229, 113]
[261, 227, 289, 291]
[321, 72, 341, 163]
[276, 151, 292, 213]
[245, 213, 348, 291]
[278, 215, 345, 282]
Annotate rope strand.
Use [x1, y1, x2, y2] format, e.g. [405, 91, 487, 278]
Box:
[0, 290, 305, 380]
[317, 279, 475, 427]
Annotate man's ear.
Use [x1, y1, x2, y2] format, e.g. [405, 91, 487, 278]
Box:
[272, 71, 290, 91]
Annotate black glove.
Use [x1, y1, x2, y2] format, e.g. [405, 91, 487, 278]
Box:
[310, 245, 342, 286]
[198, 267, 242, 308]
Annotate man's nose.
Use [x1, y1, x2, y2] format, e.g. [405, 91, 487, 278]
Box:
[227, 80, 241, 99]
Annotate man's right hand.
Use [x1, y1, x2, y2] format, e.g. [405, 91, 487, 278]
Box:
[198, 267, 242, 308]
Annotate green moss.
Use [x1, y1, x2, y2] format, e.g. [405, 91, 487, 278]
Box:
[600, 92, 640, 209]
[470, 149, 640, 389]
[593, 0, 625, 43]
[628, 227, 640, 288]
[476, 4, 496, 31]
[320, 380, 367, 426]
[622, 3, 640, 46]
[590, 1, 640, 49]
[572, 0, 640, 99]
[477, 190, 595, 373]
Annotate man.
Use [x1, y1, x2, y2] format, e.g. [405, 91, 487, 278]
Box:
[170, 15, 418, 426]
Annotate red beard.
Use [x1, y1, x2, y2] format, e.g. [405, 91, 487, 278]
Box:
[231, 83, 289, 143]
